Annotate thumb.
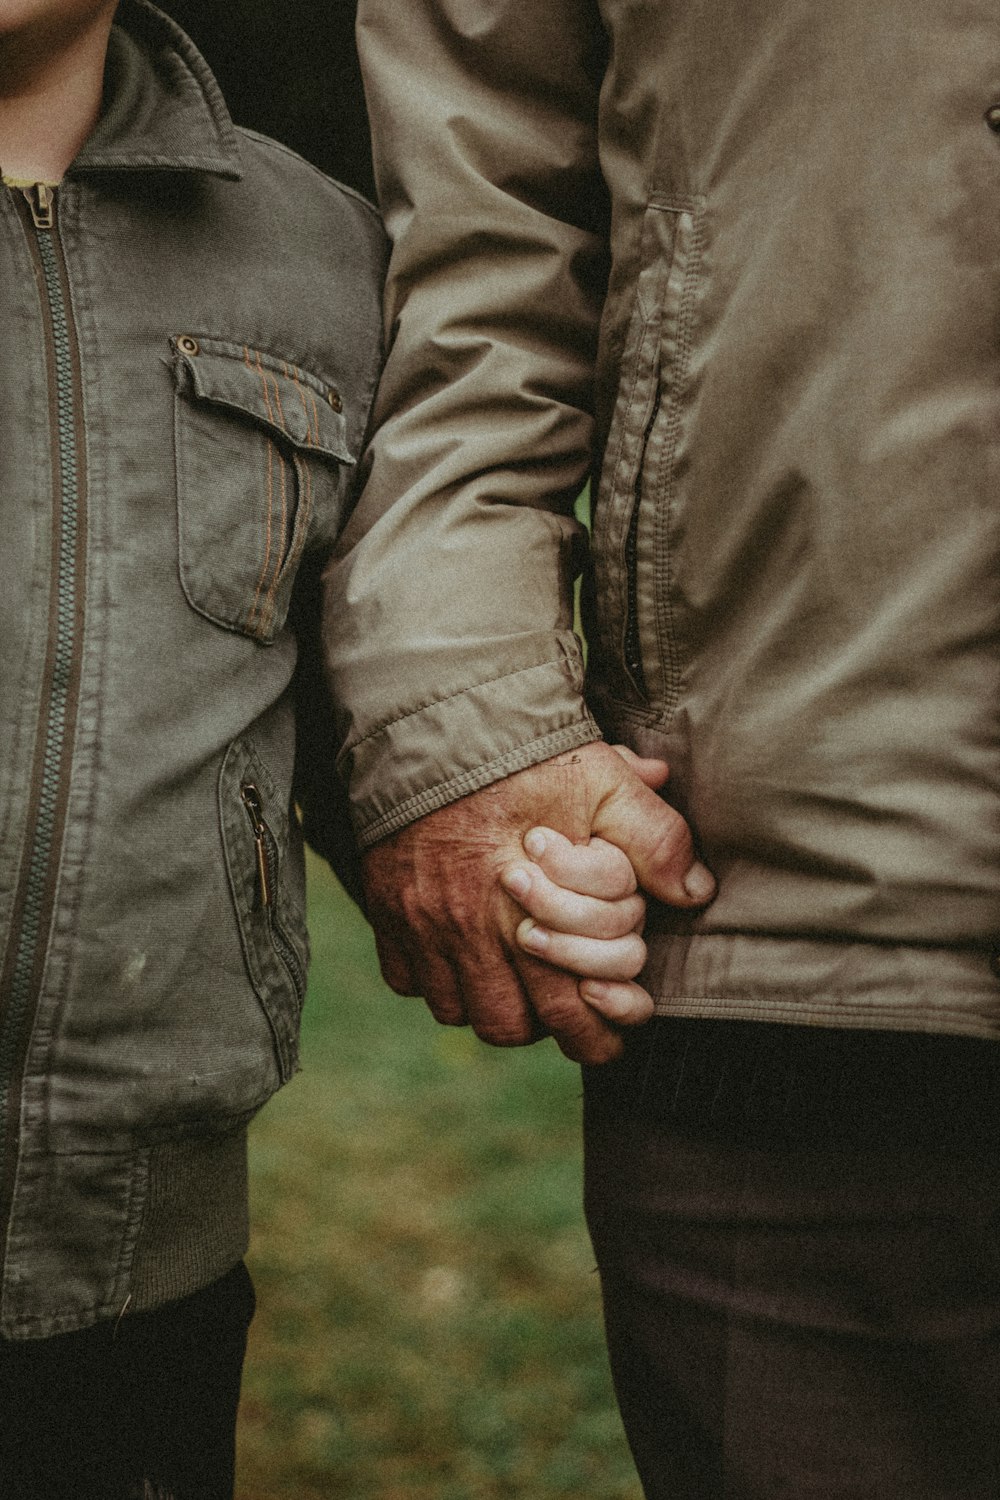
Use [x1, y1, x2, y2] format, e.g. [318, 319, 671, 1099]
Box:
[609, 744, 670, 791]
[592, 774, 716, 909]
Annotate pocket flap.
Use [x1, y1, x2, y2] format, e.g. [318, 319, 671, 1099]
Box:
[171, 335, 353, 462]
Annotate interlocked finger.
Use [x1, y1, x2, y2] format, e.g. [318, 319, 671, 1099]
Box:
[522, 828, 638, 900]
[500, 861, 644, 938]
[409, 947, 469, 1026]
[372, 927, 420, 998]
[455, 947, 548, 1048]
[579, 978, 655, 1027]
[516, 919, 647, 980]
[514, 948, 626, 1064]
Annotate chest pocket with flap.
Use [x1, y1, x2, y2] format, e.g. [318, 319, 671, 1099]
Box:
[172, 335, 353, 644]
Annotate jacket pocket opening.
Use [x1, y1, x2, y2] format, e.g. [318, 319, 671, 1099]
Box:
[219, 740, 309, 1088]
[239, 779, 307, 1003]
[592, 197, 705, 714]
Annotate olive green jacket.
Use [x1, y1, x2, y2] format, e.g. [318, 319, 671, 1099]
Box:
[350, 0, 1000, 1035]
[0, 1, 383, 1337]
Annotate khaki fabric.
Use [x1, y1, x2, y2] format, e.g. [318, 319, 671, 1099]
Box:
[353, 0, 1000, 1033]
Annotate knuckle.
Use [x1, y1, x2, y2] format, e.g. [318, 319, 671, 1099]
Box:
[521, 880, 557, 922]
[462, 971, 535, 1048]
[397, 885, 429, 932]
[653, 810, 692, 858]
[650, 814, 694, 868]
[599, 844, 638, 897]
[594, 905, 633, 941]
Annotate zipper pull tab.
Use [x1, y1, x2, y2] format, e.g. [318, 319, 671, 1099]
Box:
[240, 782, 274, 909]
[21, 183, 55, 231]
[253, 834, 274, 910]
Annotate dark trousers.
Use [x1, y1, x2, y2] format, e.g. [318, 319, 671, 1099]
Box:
[0, 1260, 254, 1500]
[584, 1019, 1000, 1499]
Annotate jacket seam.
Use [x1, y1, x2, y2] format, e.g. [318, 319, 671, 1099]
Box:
[346, 653, 585, 752]
[652, 995, 1000, 1031]
[653, 199, 706, 726]
[236, 128, 382, 220]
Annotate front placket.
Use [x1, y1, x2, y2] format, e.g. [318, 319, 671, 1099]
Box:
[0, 183, 87, 1279]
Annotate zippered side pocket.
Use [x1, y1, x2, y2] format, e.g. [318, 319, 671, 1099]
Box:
[240, 782, 307, 1002]
[219, 739, 309, 1083]
[591, 196, 705, 713]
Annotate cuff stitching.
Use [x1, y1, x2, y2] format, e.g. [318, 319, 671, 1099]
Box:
[346, 651, 582, 752]
[355, 718, 601, 848]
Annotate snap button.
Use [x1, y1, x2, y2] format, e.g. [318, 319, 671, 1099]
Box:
[176, 335, 200, 356]
[985, 105, 1000, 133]
[327, 388, 343, 413]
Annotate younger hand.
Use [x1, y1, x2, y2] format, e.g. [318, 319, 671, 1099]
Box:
[500, 828, 653, 1031]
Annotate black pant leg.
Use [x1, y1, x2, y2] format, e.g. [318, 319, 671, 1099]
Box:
[584, 1019, 1000, 1500]
[0, 1259, 255, 1500]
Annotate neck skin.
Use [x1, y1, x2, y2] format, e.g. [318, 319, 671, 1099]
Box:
[0, 6, 117, 182]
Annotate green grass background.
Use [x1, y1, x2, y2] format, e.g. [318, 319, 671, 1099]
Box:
[237, 852, 642, 1499]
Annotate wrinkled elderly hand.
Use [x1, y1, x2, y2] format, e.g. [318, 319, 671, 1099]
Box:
[360, 739, 715, 1064]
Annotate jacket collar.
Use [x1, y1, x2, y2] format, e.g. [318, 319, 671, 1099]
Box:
[73, 0, 242, 179]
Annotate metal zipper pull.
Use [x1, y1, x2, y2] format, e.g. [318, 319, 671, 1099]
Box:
[21, 183, 55, 231]
[240, 782, 274, 909]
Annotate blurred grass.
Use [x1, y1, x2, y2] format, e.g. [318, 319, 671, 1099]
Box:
[237, 852, 641, 1500]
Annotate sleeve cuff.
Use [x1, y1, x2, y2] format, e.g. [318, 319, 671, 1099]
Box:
[341, 652, 602, 847]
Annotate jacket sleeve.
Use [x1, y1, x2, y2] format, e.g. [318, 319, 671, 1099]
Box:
[326, 0, 610, 849]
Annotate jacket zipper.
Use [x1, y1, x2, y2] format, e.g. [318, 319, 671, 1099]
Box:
[0, 183, 87, 1262]
[240, 783, 306, 999]
[623, 385, 661, 698]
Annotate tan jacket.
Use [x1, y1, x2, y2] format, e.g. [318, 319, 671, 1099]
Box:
[346, 0, 1000, 1037]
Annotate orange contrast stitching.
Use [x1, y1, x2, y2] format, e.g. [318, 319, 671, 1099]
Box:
[245, 345, 276, 636]
[260, 363, 292, 631]
[286, 364, 315, 549]
[287, 363, 314, 448]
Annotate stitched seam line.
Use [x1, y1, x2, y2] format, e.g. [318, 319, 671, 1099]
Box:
[355, 718, 602, 849]
[655, 202, 705, 725]
[245, 346, 276, 634]
[275, 366, 317, 590]
[650, 995, 1000, 1029]
[261, 366, 291, 631]
[347, 654, 584, 752]
[286, 365, 315, 557]
[288, 362, 317, 446]
[235, 129, 381, 219]
[289, 363, 322, 447]
[594, 209, 666, 670]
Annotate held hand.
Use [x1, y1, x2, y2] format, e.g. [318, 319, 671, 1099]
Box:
[360, 739, 715, 1064]
[500, 828, 654, 1030]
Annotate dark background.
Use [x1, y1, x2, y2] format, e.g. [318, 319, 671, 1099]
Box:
[161, 0, 374, 199]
